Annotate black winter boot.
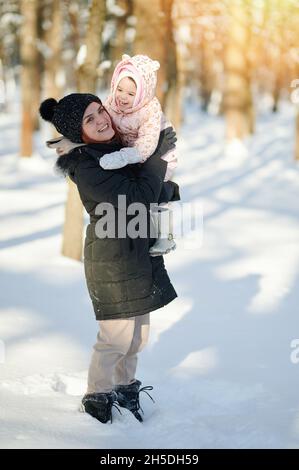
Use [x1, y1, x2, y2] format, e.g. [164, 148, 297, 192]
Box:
[81, 391, 121, 424]
[114, 379, 155, 422]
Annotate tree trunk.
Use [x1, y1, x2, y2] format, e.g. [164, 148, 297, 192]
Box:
[199, 25, 214, 112]
[32, 1, 44, 131]
[223, 0, 254, 140]
[62, 0, 106, 261]
[66, 0, 81, 90]
[44, 0, 63, 102]
[77, 0, 106, 92]
[133, 0, 168, 105]
[163, 0, 182, 129]
[20, 0, 38, 157]
[133, 0, 182, 128]
[111, 0, 132, 64]
[62, 179, 85, 261]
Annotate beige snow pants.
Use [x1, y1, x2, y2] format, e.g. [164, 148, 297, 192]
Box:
[87, 313, 150, 393]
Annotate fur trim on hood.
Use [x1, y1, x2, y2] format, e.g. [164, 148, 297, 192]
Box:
[55, 148, 87, 176]
[54, 140, 122, 176]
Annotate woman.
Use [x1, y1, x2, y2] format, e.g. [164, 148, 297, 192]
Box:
[39, 93, 178, 424]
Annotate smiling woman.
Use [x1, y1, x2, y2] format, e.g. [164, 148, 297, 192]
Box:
[39, 92, 178, 425]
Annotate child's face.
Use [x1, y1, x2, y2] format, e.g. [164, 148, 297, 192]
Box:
[115, 77, 137, 111]
[82, 102, 115, 142]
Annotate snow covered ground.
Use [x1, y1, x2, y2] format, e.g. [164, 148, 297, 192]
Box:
[1, 97, 299, 449]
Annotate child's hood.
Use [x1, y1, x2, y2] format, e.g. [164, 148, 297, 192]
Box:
[109, 54, 160, 113]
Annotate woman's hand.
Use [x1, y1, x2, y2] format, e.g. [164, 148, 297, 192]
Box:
[153, 127, 177, 159]
[46, 136, 85, 156]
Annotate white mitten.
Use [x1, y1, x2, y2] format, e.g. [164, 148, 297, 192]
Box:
[99, 148, 142, 169]
[46, 136, 85, 155]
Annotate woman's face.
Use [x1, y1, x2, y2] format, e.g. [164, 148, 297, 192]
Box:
[82, 102, 115, 142]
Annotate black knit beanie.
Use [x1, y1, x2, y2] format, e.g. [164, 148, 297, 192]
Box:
[39, 93, 102, 143]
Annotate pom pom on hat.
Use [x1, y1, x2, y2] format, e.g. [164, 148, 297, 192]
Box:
[39, 93, 102, 143]
[122, 54, 131, 60]
[39, 98, 58, 122]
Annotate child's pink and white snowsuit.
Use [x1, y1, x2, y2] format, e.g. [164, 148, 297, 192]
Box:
[104, 54, 178, 181]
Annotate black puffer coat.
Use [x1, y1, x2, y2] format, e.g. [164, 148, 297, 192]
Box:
[56, 137, 178, 320]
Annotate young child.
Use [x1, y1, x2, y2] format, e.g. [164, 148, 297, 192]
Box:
[100, 54, 178, 256]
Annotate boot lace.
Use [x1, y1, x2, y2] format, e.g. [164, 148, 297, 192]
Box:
[109, 400, 122, 423]
[133, 385, 155, 415]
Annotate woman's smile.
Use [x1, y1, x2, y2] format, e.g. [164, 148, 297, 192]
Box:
[98, 123, 109, 132]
